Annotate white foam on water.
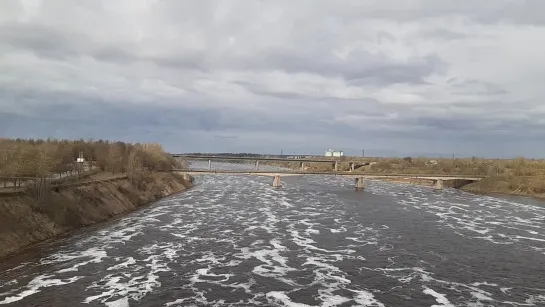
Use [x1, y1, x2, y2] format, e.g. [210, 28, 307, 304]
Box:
[367, 180, 545, 257]
[195, 252, 227, 265]
[83, 242, 180, 305]
[35, 247, 109, 274]
[330, 227, 346, 233]
[280, 199, 294, 208]
[107, 257, 137, 271]
[266, 291, 312, 307]
[1, 263, 28, 274]
[345, 237, 366, 243]
[236, 240, 296, 279]
[190, 267, 233, 283]
[306, 229, 320, 235]
[165, 298, 188, 306]
[83, 276, 126, 304]
[526, 295, 545, 305]
[299, 255, 383, 306]
[95, 223, 147, 245]
[105, 296, 129, 307]
[470, 291, 493, 302]
[351, 290, 385, 307]
[471, 282, 498, 287]
[372, 264, 517, 306]
[289, 229, 356, 254]
[0, 275, 82, 304]
[318, 294, 351, 306]
[423, 287, 455, 307]
[515, 235, 545, 242]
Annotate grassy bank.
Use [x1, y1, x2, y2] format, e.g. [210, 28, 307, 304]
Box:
[366, 157, 545, 198]
[266, 156, 545, 198]
[460, 175, 545, 199]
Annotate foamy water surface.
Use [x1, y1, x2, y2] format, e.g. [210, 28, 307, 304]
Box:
[1, 162, 544, 306]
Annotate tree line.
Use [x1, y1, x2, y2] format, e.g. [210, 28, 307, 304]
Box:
[0, 138, 182, 188]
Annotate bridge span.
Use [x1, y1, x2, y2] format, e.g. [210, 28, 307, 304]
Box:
[172, 154, 370, 172]
[173, 169, 484, 190]
[172, 154, 329, 163]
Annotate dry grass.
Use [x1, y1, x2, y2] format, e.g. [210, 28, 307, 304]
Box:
[364, 157, 545, 197]
[369, 157, 545, 176]
[268, 156, 545, 198]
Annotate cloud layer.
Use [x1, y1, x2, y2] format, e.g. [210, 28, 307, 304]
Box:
[2, 0, 545, 157]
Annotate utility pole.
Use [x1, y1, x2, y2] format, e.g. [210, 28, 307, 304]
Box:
[280, 148, 283, 157]
[362, 149, 365, 157]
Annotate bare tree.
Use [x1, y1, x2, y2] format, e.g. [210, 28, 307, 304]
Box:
[0, 138, 180, 191]
[106, 144, 124, 174]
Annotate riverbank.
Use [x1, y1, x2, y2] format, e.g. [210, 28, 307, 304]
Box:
[460, 175, 545, 199]
[262, 159, 545, 199]
[0, 172, 193, 259]
[363, 174, 545, 199]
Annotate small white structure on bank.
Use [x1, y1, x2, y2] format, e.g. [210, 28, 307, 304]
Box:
[325, 149, 344, 157]
[76, 151, 85, 163]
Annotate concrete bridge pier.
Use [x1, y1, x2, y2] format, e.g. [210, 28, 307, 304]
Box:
[272, 175, 281, 187]
[333, 161, 339, 172]
[255, 160, 260, 170]
[355, 177, 365, 190]
[434, 179, 444, 190]
[349, 162, 355, 172]
[208, 160, 212, 170]
[299, 162, 305, 171]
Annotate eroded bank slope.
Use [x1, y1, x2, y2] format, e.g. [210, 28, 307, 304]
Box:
[460, 176, 545, 199]
[0, 172, 192, 259]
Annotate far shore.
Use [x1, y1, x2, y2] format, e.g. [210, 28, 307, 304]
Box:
[254, 157, 545, 201]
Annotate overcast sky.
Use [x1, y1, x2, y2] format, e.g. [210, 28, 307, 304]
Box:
[1, 0, 545, 157]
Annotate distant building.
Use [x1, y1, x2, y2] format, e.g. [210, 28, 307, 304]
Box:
[325, 149, 344, 157]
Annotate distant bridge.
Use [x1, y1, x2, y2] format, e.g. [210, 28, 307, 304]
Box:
[172, 154, 339, 163]
[173, 169, 484, 190]
[172, 154, 369, 172]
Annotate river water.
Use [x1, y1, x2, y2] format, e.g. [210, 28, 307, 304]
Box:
[1, 162, 545, 306]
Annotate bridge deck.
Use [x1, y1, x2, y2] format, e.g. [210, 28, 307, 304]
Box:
[172, 169, 484, 181]
[171, 155, 356, 163]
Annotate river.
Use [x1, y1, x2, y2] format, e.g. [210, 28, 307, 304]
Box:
[1, 162, 544, 306]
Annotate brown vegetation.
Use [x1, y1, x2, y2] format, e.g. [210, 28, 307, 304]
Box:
[364, 156, 545, 176]
[0, 138, 184, 190]
[0, 138, 195, 259]
[269, 156, 545, 198]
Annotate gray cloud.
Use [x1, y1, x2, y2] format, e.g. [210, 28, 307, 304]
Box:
[1, 0, 545, 158]
[0, 23, 85, 59]
[322, 0, 545, 25]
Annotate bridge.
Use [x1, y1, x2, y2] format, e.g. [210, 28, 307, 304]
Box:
[172, 169, 484, 190]
[172, 154, 369, 172]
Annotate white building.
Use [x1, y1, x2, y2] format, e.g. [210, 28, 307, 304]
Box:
[325, 149, 344, 157]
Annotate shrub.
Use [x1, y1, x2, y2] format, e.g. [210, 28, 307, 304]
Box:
[0, 138, 179, 188]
